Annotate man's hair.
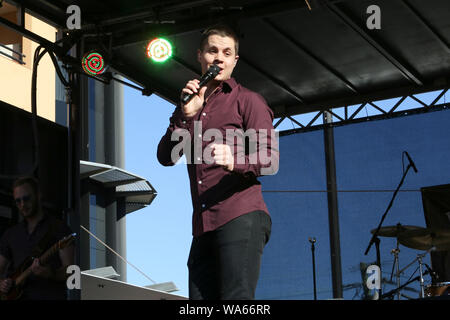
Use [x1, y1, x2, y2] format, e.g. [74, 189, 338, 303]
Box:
[199, 24, 240, 54]
[13, 176, 40, 196]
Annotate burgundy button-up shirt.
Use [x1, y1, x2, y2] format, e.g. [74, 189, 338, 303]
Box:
[157, 78, 279, 237]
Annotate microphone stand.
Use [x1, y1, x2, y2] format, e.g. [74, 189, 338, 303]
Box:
[364, 162, 414, 299]
[309, 237, 317, 300]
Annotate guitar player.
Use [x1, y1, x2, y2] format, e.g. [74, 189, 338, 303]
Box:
[0, 177, 74, 300]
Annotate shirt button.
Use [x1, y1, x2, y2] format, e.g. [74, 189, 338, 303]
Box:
[198, 180, 202, 184]
[201, 204, 206, 208]
[202, 112, 206, 116]
[182, 120, 186, 124]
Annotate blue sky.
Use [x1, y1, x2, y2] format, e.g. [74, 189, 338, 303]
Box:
[123, 88, 193, 297]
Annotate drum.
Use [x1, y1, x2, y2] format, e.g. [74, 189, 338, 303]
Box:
[424, 282, 450, 297]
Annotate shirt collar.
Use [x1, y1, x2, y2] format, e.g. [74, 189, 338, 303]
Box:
[221, 77, 238, 92]
[21, 212, 48, 228]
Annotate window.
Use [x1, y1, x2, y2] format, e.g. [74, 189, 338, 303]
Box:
[0, 2, 25, 64]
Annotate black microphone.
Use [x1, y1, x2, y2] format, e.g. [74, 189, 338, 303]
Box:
[404, 151, 418, 173]
[181, 64, 221, 104]
[424, 263, 439, 282]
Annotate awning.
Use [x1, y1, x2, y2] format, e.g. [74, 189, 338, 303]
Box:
[80, 160, 157, 215]
[80, 272, 186, 300]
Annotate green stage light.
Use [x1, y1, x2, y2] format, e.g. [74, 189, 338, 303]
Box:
[146, 38, 173, 63]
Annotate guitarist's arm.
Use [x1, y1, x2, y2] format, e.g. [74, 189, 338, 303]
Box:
[56, 244, 75, 281]
[30, 244, 75, 282]
[0, 254, 13, 293]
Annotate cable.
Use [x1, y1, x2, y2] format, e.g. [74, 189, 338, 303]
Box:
[0, 43, 70, 180]
[48, 50, 70, 87]
[402, 151, 406, 175]
[30, 46, 48, 177]
[80, 225, 157, 285]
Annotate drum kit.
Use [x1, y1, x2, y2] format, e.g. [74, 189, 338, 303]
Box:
[371, 223, 450, 300]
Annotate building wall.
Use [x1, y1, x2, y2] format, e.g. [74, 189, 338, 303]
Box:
[84, 76, 127, 281]
[0, 11, 56, 121]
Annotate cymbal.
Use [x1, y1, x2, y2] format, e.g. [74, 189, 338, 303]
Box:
[398, 228, 450, 251]
[371, 225, 426, 238]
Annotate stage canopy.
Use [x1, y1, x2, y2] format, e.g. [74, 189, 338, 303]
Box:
[2, 0, 449, 119]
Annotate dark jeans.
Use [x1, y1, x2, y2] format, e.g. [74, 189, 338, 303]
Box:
[188, 210, 271, 300]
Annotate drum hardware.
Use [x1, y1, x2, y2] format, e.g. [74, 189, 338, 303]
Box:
[398, 228, 450, 251]
[369, 223, 418, 299]
[397, 227, 450, 298]
[371, 223, 421, 300]
[397, 247, 435, 299]
[371, 224, 426, 238]
[424, 282, 450, 298]
[424, 263, 439, 283]
[369, 224, 447, 300]
[418, 253, 426, 298]
[381, 269, 429, 300]
[389, 242, 401, 300]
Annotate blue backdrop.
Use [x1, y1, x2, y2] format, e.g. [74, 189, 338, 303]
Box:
[256, 107, 450, 300]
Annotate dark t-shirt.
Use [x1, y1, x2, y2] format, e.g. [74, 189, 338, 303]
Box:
[0, 214, 73, 300]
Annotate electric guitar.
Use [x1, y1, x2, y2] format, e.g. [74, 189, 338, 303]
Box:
[0, 233, 76, 300]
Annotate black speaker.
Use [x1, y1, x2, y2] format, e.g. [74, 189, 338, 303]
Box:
[421, 184, 450, 282]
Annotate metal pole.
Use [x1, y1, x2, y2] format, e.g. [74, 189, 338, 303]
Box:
[309, 237, 317, 300]
[322, 110, 343, 299]
[418, 255, 425, 299]
[396, 245, 401, 300]
[66, 46, 83, 300]
[76, 38, 91, 274]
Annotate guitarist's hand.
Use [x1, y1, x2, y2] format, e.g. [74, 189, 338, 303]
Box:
[0, 278, 13, 293]
[31, 258, 53, 279]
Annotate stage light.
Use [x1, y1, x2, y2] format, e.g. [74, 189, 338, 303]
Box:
[146, 38, 173, 63]
[82, 51, 107, 75]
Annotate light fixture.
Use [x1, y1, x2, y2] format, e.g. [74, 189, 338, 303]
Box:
[146, 38, 173, 63]
[82, 51, 107, 75]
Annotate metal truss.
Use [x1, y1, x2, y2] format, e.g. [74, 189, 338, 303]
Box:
[274, 88, 450, 133]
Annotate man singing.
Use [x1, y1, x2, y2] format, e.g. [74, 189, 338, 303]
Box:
[157, 24, 279, 300]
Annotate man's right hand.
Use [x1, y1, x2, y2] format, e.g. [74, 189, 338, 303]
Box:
[180, 79, 207, 118]
[0, 278, 13, 294]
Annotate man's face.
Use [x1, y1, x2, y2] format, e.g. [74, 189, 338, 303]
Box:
[13, 184, 36, 218]
[197, 34, 239, 82]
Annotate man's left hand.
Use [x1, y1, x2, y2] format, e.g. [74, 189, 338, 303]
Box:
[212, 144, 234, 171]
